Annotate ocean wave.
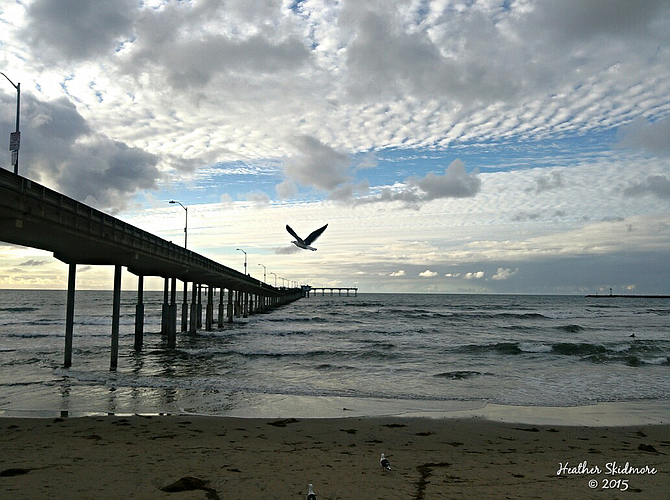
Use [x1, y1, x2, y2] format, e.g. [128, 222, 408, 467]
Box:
[433, 370, 491, 379]
[551, 342, 605, 355]
[556, 324, 584, 333]
[0, 307, 38, 312]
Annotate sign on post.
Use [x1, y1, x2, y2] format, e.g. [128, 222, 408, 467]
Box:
[9, 131, 20, 151]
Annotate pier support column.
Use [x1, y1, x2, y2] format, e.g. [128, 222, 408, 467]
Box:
[110, 265, 122, 370]
[161, 278, 169, 335]
[134, 275, 144, 351]
[197, 285, 203, 328]
[235, 291, 241, 318]
[181, 281, 188, 332]
[227, 289, 234, 323]
[206, 286, 214, 331]
[64, 263, 76, 368]
[168, 277, 177, 348]
[243, 292, 249, 318]
[189, 282, 197, 335]
[218, 288, 225, 327]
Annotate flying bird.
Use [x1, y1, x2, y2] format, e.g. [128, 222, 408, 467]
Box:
[306, 483, 317, 500]
[380, 453, 392, 471]
[286, 224, 328, 251]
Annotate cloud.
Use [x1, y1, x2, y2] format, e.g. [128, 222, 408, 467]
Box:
[623, 175, 670, 199]
[526, 172, 564, 194]
[243, 191, 271, 205]
[19, 259, 48, 267]
[419, 270, 438, 277]
[283, 136, 351, 191]
[128, 32, 311, 89]
[445, 273, 461, 278]
[356, 159, 480, 208]
[274, 246, 301, 255]
[22, 0, 136, 62]
[491, 267, 519, 281]
[389, 270, 405, 277]
[618, 117, 670, 156]
[1, 93, 160, 212]
[463, 271, 484, 280]
[328, 180, 370, 202]
[276, 180, 298, 200]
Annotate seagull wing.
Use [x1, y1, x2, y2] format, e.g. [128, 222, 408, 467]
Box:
[304, 224, 328, 245]
[286, 224, 304, 244]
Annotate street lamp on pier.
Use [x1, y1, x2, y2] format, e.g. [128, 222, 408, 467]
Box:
[1, 72, 20, 175]
[270, 272, 277, 287]
[236, 248, 247, 275]
[258, 263, 266, 282]
[168, 200, 188, 248]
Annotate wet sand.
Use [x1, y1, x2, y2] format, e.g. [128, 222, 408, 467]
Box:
[0, 415, 668, 499]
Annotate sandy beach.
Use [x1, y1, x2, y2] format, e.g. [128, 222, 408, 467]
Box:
[0, 413, 667, 499]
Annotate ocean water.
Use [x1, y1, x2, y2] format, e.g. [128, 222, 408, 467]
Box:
[0, 290, 668, 417]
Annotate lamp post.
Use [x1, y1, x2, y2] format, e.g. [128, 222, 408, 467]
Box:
[236, 248, 247, 275]
[168, 200, 188, 248]
[270, 272, 277, 287]
[1, 72, 20, 175]
[258, 263, 266, 283]
[280, 277, 286, 288]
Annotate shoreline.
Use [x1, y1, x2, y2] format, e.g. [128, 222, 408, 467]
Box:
[2, 398, 669, 426]
[1, 413, 668, 499]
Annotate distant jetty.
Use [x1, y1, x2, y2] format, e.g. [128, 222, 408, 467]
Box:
[586, 294, 670, 298]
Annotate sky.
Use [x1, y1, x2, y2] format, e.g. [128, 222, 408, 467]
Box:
[1, 0, 669, 294]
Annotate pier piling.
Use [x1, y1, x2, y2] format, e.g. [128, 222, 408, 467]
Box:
[64, 263, 76, 368]
[110, 265, 122, 370]
[134, 275, 144, 351]
[189, 282, 197, 335]
[218, 288, 224, 327]
[181, 281, 188, 332]
[206, 286, 214, 331]
[168, 277, 177, 348]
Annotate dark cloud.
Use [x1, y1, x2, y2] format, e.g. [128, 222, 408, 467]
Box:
[526, 0, 670, 42]
[623, 175, 670, 200]
[22, 0, 136, 62]
[355, 159, 480, 208]
[341, 6, 524, 103]
[128, 33, 310, 89]
[525, 172, 564, 194]
[0, 92, 160, 212]
[19, 259, 47, 267]
[618, 117, 670, 156]
[283, 136, 350, 191]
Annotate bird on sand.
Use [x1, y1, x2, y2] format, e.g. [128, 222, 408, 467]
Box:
[306, 483, 317, 500]
[380, 453, 392, 471]
[286, 224, 328, 251]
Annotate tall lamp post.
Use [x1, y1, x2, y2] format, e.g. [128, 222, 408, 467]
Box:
[270, 272, 277, 287]
[236, 248, 247, 275]
[258, 263, 266, 283]
[168, 200, 188, 248]
[1, 72, 20, 175]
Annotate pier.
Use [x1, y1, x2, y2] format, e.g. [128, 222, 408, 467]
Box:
[0, 169, 303, 369]
[306, 287, 358, 297]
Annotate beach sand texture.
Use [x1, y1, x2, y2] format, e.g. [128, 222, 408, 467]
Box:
[0, 416, 667, 499]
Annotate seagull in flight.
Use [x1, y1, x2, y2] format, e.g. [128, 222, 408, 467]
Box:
[380, 453, 392, 471]
[286, 224, 328, 251]
[306, 483, 317, 500]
